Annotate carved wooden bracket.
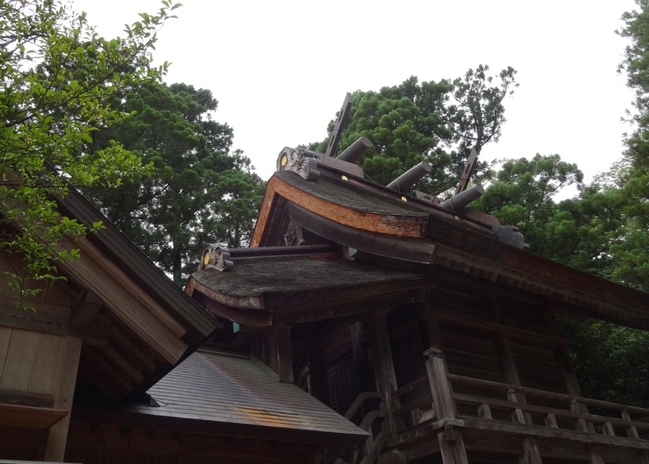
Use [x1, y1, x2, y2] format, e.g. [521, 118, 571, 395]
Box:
[276, 147, 320, 181]
[284, 222, 304, 247]
[199, 244, 233, 272]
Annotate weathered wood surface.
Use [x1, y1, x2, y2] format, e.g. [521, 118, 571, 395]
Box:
[425, 348, 455, 420]
[368, 311, 401, 436]
[55, 237, 188, 364]
[0, 328, 74, 397]
[44, 335, 82, 461]
[434, 239, 649, 330]
[519, 437, 542, 464]
[58, 187, 217, 337]
[251, 164, 649, 329]
[287, 203, 435, 264]
[0, 403, 68, 429]
[251, 173, 430, 245]
[270, 323, 294, 383]
[437, 427, 469, 464]
[0, 388, 55, 408]
[68, 289, 104, 332]
[66, 422, 320, 464]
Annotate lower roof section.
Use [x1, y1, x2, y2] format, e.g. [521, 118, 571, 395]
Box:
[186, 246, 428, 325]
[103, 348, 370, 448]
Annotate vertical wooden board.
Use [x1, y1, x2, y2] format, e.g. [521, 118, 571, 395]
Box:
[437, 428, 469, 464]
[0, 328, 40, 391]
[54, 335, 83, 407]
[368, 310, 401, 435]
[589, 449, 605, 464]
[270, 323, 294, 384]
[28, 333, 63, 395]
[0, 326, 13, 376]
[519, 438, 542, 464]
[44, 335, 83, 462]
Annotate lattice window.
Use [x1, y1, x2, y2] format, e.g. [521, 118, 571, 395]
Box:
[326, 354, 359, 415]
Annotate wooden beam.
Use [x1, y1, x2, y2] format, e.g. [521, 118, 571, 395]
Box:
[0, 403, 67, 429]
[0, 297, 109, 346]
[83, 347, 135, 395]
[69, 289, 104, 332]
[0, 297, 69, 335]
[308, 344, 328, 403]
[287, 203, 434, 264]
[73, 237, 187, 337]
[518, 438, 542, 464]
[55, 238, 188, 364]
[589, 448, 605, 464]
[421, 302, 447, 370]
[0, 388, 54, 408]
[437, 427, 469, 464]
[203, 298, 273, 326]
[350, 321, 374, 393]
[425, 348, 454, 420]
[368, 309, 401, 435]
[44, 335, 82, 461]
[270, 323, 294, 383]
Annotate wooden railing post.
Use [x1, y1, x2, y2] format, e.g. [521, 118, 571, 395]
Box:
[425, 348, 454, 420]
[508, 389, 526, 425]
[570, 399, 590, 432]
[622, 408, 640, 439]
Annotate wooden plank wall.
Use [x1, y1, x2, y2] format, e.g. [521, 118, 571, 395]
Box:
[0, 326, 82, 460]
[0, 327, 63, 396]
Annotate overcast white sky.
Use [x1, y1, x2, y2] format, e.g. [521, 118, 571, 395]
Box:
[73, 0, 638, 188]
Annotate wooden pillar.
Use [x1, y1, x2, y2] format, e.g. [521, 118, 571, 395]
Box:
[544, 309, 595, 433]
[424, 348, 454, 420]
[308, 344, 328, 402]
[437, 427, 469, 464]
[422, 303, 443, 350]
[44, 335, 83, 461]
[350, 321, 374, 392]
[542, 310, 582, 396]
[589, 448, 605, 464]
[368, 309, 400, 435]
[518, 437, 543, 464]
[270, 323, 294, 383]
[494, 326, 535, 426]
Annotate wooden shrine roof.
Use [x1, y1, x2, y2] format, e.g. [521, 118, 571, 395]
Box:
[114, 348, 369, 447]
[194, 165, 649, 330]
[186, 245, 428, 325]
[7, 188, 222, 400]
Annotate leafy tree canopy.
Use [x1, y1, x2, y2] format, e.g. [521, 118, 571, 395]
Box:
[87, 82, 265, 285]
[0, 0, 179, 304]
[309, 65, 518, 194]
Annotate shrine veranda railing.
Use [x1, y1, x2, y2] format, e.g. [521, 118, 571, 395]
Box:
[390, 348, 649, 444]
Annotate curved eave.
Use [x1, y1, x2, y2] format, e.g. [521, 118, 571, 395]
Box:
[251, 172, 430, 247]
[187, 254, 428, 325]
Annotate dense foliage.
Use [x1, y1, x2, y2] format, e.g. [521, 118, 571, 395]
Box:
[560, 0, 649, 407]
[306, 1, 649, 407]
[87, 82, 264, 284]
[0, 0, 178, 305]
[310, 65, 517, 194]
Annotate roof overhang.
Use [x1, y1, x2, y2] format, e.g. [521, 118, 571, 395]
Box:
[229, 169, 649, 329]
[3, 188, 222, 400]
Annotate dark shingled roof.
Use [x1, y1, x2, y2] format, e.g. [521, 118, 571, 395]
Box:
[277, 170, 428, 217]
[126, 349, 369, 447]
[192, 254, 420, 299]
